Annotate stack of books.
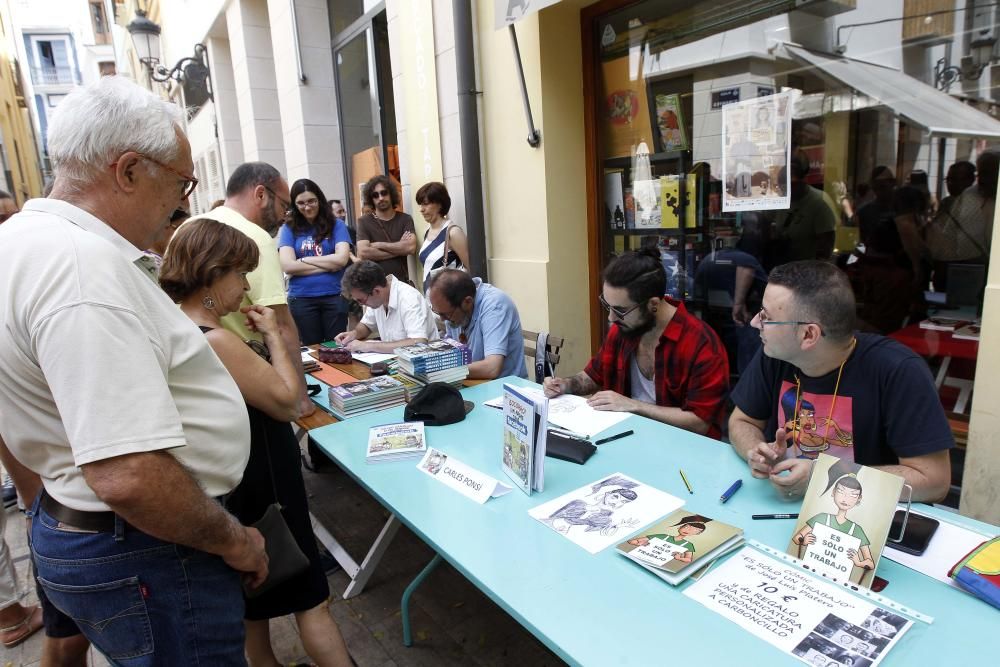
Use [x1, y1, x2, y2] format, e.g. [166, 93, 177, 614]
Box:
[366, 422, 426, 463]
[327, 375, 408, 419]
[300, 348, 320, 373]
[393, 339, 471, 387]
[616, 509, 744, 585]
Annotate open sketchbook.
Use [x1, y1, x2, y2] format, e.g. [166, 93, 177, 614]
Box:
[486, 387, 629, 438]
[617, 509, 744, 585]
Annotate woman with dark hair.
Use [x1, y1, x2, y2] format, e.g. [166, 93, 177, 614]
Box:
[161, 219, 352, 667]
[277, 178, 352, 344]
[416, 181, 468, 290]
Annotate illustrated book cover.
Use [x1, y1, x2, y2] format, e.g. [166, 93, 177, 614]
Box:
[616, 509, 744, 585]
[366, 422, 426, 463]
[788, 454, 905, 588]
[501, 383, 548, 495]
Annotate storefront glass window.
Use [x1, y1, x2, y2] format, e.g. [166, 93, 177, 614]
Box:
[593, 0, 998, 397]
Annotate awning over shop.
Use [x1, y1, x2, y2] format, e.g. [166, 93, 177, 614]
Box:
[783, 44, 1000, 139]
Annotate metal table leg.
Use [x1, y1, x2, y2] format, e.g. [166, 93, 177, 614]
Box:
[401, 554, 443, 647]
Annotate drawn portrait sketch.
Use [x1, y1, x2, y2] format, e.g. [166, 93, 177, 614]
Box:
[544, 475, 640, 536]
[529, 473, 683, 554]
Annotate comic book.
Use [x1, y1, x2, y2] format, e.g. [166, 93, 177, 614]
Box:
[617, 509, 744, 585]
[788, 454, 904, 588]
[366, 422, 426, 463]
[501, 383, 548, 495]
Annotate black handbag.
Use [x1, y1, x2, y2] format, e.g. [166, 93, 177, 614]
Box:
[242, 429, 310, 599]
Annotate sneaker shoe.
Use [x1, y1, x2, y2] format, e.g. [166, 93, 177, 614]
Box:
[2, 475, 17, 509]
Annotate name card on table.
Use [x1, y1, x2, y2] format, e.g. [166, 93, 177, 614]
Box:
[417, 448, 512, 504]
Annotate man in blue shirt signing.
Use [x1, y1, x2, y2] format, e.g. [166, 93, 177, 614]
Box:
[426, 269, 528, 380]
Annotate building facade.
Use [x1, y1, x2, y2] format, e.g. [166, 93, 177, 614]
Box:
[0, 0, 44, 202]
[8, 0, 118, 179]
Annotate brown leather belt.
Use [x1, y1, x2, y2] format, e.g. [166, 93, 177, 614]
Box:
[40, 492, 120, 532]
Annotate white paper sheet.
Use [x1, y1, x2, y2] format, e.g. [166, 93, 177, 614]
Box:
[485, 389, 629, 438]
[685, 547, 912, 667]
[352, 352, 396, 365]
[883, 510, 996, 590]
[528, 473, 683, 554]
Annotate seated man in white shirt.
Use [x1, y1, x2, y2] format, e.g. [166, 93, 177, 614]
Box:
[335, 260, 439, 352]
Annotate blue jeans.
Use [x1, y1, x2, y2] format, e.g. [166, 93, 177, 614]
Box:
[31, 499, 247, 666]
[289, 293, 348, 345]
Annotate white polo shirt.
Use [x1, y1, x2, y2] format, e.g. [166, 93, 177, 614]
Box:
[0, 199, 251, 512]
[360, 275, 439, 343]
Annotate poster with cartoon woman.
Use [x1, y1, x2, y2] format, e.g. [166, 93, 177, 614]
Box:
[789, 455, 904, 588]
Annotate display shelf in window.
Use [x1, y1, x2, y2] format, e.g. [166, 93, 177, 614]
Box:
[602, 149, 688, 170]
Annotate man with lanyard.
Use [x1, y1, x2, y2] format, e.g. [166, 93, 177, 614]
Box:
[356, 174, 416, 283]
[544, 248, 729, 438]
[730, 260, 952, 501]
[425, 269, 527, 380]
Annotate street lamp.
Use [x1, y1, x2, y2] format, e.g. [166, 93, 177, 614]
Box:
[126, 9, 212, 104]
[125, 9, 161, 70]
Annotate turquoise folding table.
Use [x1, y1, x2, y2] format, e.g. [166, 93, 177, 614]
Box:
[308, 376, 998, 666]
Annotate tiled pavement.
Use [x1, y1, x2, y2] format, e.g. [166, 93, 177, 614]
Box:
[1, 457, 564, 666]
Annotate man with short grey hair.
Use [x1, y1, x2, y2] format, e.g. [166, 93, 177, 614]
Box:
[0, 75, 267, 664]
[187, 161, 315, 416]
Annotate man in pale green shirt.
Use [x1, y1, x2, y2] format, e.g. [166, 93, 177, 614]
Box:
[187, 162, 314, 417]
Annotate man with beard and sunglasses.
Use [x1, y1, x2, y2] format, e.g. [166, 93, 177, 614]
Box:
[544, 248, 729, 438]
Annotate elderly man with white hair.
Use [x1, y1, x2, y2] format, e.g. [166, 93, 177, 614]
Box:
[0, 76, 267, 664]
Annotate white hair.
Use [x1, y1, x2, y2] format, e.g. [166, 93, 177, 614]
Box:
[47, 75, 183, 184]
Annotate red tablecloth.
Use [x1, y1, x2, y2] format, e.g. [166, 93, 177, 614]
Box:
[889, 323, 979, 361]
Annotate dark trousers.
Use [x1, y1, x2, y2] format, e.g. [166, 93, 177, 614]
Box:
[289, 294, 348, 345]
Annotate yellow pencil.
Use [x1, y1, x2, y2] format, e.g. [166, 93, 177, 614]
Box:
[679, 469, 693, 494]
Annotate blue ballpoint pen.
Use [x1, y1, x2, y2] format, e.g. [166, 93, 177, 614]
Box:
[720, 479, 743, 503]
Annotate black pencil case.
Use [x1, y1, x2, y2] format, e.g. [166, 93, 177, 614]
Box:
[545, 432, 597, 465]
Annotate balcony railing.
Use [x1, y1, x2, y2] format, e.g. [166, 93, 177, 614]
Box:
[31, 66, 74, 85]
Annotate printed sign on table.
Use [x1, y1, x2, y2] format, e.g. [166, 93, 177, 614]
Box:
[685, 547, 912, 667]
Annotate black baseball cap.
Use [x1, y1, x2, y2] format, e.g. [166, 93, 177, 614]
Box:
[404, 383, 474, 426]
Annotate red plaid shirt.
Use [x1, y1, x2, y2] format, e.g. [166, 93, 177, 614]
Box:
[584, 299, 729, 439]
